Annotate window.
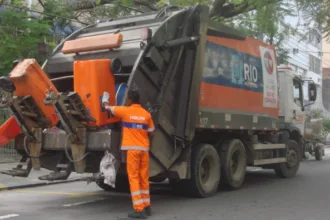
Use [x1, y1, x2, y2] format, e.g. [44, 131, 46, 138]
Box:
[303, 69, 307, 76]
[293, 79, 303, 107]
[309, 29, 321, 46]
[309, 54, 321, 74]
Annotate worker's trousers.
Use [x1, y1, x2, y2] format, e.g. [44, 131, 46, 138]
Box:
[126, 150, 150, 212]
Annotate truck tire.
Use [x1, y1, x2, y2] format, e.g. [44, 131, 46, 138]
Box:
[186, 143, 221, 198]
[315, 147, 323, 161]
[275, 139, 300, 178]
[220, 139, 247, 189]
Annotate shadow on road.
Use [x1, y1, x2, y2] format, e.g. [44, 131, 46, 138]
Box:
[145, 169, 281, 198]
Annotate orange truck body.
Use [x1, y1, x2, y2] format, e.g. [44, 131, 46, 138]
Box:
[73, 59, 120, 126]
[9, 59, 60, 127]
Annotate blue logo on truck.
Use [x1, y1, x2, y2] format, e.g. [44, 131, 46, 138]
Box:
[202, 40, 263, 93]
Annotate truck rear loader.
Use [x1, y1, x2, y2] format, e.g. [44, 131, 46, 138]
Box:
[0, 4, 317, 198]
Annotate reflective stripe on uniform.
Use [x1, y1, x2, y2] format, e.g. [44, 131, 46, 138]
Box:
[133, 199, 144, 205]
[131, 191, 141, 196]
[122, 122, 148, 130]
[142, 198, 150, 203]
[141, 190, 149, 194]
[121, 146, 149, 151]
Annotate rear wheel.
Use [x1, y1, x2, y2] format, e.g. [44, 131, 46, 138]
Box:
[275, 139, 300, 178]
[183, 143, 221, 197]
[220, 139, 247, 189]
[315, 147, 323, 161]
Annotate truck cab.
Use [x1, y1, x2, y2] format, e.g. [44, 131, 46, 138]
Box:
[278, 66, 317, 157]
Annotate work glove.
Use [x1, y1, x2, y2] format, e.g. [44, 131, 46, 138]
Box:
[102, 91, 110, 106]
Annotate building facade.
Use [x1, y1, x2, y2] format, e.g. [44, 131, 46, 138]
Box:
[322, 67, 330, 111]
[281, 1, 324, 114]
[322, 37, 330, 112]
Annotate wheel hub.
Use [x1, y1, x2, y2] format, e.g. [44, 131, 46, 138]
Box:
[286, 149, 297, 168]
[230, 151, 240, 175]
[200, 158, 211, 184]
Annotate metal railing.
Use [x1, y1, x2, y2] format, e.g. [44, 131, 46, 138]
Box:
[0, 109, 20, 163]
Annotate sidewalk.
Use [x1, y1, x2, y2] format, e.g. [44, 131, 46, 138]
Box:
[0, 162, 90, 191]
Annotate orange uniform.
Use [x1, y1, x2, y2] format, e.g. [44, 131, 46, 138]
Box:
[112, 104, 155, 212]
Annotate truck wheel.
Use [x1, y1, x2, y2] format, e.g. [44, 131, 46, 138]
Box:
[220, 139, 247, 189]
[275, 139, 300, 178]
[187, 143, 221, 198]
[302, 143, 307, 160]
[315, 147, 323, 161]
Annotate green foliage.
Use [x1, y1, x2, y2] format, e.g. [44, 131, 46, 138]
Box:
[323, 117, 330, 134]
[0, 9, 51, 75]
[222, 1, 295, 64]
[157, 0, 211, 7]
[306, 109, 324, 120]
[41, 0, 78, 40]
[295, 0, 329, 37]
[87, 0, 138, 23]
[305, 110, 328, 140]
[1, 0, 326, 77]
[147, 0, 297, 64]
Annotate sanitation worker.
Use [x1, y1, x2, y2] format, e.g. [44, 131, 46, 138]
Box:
[102, 90, 155, 219]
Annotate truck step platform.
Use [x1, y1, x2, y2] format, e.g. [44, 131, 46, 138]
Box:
[253, 158, 286, 166]
[38, 157, 72, 181]
[253, 144, 286, 150]
[0, 156, 32, 177]
[38, 170, 71, 181]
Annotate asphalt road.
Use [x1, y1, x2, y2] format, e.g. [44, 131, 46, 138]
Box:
[1, 156, 330, 220]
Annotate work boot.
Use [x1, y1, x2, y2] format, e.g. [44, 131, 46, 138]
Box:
[128, 210, 147, 219]
[144, 206, 151, 216]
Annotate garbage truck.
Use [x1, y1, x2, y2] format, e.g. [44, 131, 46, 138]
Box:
[0, 4, 317, 198]
[278, 66, 325, 161]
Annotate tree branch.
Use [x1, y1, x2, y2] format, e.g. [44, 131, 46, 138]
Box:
[211, 0, 281, 19]
[68, 0, 158, 11]
[133, 0, 158, 11]
[209, 0, 228, 18]
[69, 0, 110, 10]
[37, 0, 45, 8]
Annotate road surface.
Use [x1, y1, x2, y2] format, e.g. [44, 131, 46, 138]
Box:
[1, 156, 330, 220]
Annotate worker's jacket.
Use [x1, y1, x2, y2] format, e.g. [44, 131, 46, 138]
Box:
[112, 104, 155, 151]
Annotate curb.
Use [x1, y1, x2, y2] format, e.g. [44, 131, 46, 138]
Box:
[0, 178, 82, 192]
